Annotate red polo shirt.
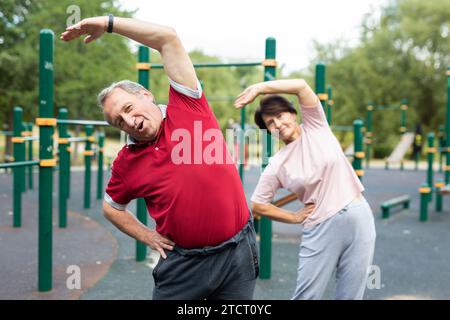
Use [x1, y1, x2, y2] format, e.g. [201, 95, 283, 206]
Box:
[105, 81, 249, 249]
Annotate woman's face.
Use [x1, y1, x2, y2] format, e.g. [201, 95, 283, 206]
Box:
[262, 111, 300, 143]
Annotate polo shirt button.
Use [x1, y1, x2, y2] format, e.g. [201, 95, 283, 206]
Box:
[155, 147, 159, 151]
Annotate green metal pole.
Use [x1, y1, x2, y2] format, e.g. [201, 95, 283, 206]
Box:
[58, 108, 69, 228]
[414, 133, 422, 171]
[366, 103, 374, 168]
[326, 86, 333, 125]
[13, 107, 24, 227]
[135, 203, 147, 262]
[0, 160, 39, 169]
[239, 107, 245, 181]
[38, 29, 54, 292]
[445, 67, 450, 184]
[315, 63, 326, 111]
[67, 133, 72, 199]
[27, 122, 34, 190]
[56, 119, 109, 126]
[97, 132, 105, 200]
[259, 37, 276, 280]
[400, 99, 408, 135]
[353, 119, 364, 181]
[381, 205, 389, 219]
[426, 132, 435, 202]
[415, 151, 420, 171]
[20, 122, 27, 193]
[419, 183, 430, 222]
[84, 125, 93, 209]
[435, 179, 444, 212]
[438, 125, 445, 173]
[399, 100, 408, 171]
[136, 45, 149, 262]
[145, 62, 262, 69]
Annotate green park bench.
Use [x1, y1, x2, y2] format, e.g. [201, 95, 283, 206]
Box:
[381, 195, 411, 219]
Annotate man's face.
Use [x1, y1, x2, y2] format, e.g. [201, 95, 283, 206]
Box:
[103, 88, 162, 142]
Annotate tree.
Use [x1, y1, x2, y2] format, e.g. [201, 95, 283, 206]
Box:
[309, 0, 450, 157]
[0, 0, 135, 130]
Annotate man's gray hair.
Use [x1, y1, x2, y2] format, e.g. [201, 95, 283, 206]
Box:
[97, 80, 147, 108]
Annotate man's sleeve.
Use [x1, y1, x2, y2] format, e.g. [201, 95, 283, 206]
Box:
[104, 166, 133, 211]
[251, 162, 282, 205]
[168, 78, 212, 114]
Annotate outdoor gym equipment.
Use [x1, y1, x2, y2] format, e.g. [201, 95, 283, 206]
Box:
[381, 195, 411, 219]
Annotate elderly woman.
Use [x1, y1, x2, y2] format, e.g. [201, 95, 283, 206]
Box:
[234, 79, 376, 300]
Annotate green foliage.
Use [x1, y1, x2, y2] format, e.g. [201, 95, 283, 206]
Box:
[0, 1, 264, 134]
[309, 0, 449, 155]
[1, 0, 448, 152]
[0, 0, 135, 130]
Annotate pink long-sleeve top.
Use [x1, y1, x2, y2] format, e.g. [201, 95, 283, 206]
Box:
[251, 100, 364, 229]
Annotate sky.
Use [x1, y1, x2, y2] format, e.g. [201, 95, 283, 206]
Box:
[118, 0, 389, 73]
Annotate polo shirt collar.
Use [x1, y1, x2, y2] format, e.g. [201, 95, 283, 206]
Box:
[127, 104, 167, 146]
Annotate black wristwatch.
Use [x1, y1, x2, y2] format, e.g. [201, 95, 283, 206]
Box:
[107, 14, 114, 33]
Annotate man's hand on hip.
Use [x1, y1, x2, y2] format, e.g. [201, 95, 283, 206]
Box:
[60, 16, 108, 44]
[146, 230, 175, 259]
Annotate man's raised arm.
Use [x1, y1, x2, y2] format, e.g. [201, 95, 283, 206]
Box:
[61, 16, 198, 90]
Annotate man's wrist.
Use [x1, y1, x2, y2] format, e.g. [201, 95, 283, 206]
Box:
[103, 16, 108, 32]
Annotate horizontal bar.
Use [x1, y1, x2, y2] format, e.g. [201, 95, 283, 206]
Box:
[273, 193, 298, 207]
[205, 96, 236, 101]
[332, 126, 354, 132]
[0, 160, 40, 169]
[375, 104, 400, 110]
[0, 131, 13, 136]
[57, 119, 109, 126]
[23, 136, 39, 141]
[150, 62, 263, 69]
[68, 137, 89, 143]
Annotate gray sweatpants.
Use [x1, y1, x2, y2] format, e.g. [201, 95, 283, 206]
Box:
[292, 196, 376, 300]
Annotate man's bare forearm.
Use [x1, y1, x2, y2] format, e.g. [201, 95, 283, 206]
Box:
[61, 16, 197, 89]
[102, 201, 174, 258]
[103, 206, 152, 244]
[110, 17, 177, 52]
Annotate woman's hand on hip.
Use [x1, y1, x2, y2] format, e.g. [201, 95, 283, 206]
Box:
[292, 203, 315, 224]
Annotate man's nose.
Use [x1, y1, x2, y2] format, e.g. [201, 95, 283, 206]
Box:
[123, 114, 136, 128]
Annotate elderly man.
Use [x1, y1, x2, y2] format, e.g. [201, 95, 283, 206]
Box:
[61, 15, 258, 299]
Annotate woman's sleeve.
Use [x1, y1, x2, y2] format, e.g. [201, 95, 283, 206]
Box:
[251, 162, 282, 205]
[300, 99, 330, 130]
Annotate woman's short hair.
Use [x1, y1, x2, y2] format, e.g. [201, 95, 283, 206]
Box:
[254, 94, 297, 131]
